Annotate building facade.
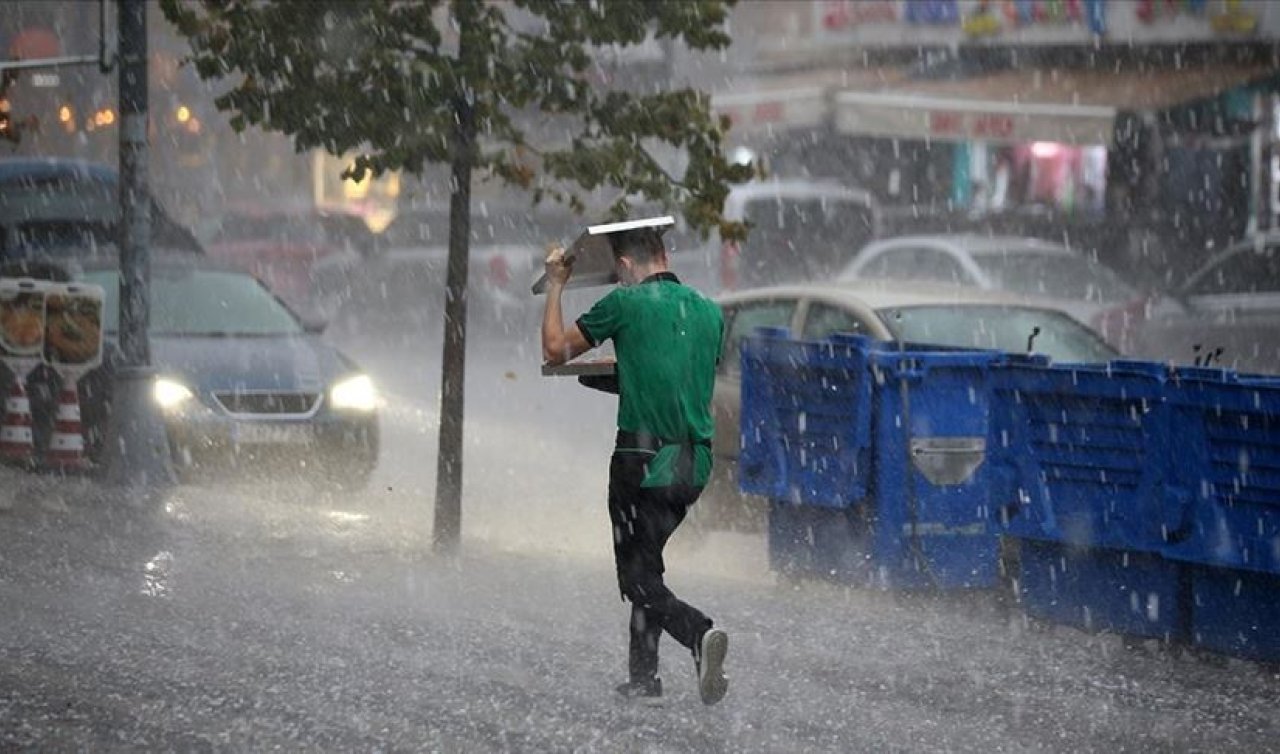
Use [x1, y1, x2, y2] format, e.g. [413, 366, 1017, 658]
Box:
[706, 0, 1280, 279]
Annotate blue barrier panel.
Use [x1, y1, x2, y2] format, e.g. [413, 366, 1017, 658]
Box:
[1189, 564, 1280, 663]
[865, 343, 1005, 589]
[1163, 368, 1280, 576]
[1018, 539, 1188, 643]
[749, 331, 1003, 590]
[989, 360, 1171, 553]
[767, 500, 870, 583]
[739, 329, 873, 508]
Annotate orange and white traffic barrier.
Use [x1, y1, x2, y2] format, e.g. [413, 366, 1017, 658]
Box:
[0, 377, 35, 465]
[44, 385, 88, 472]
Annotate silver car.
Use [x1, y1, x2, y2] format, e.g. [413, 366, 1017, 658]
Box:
[838, 235, 1142, 347]
[697, 282, 1119, 533]
[1132, 234, 1280, 374]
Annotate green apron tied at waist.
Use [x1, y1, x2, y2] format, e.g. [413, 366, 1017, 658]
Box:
[615, 430, 712, 488]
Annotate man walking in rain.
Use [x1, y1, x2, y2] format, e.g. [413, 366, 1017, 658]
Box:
[540, 224, 729, 705]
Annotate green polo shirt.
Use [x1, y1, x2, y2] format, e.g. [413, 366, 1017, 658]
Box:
[576, 272, 723, 488]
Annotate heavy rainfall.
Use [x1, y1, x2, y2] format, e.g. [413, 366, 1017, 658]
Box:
[1, 1, 1279, 751]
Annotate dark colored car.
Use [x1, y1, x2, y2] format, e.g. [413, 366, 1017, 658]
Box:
[1132, 233, 1280, 375]
[2, 259, 380, 488]
[0, 157, 202, 262]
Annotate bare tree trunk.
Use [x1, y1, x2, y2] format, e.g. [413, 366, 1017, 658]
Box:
[433, 6, 477, 555]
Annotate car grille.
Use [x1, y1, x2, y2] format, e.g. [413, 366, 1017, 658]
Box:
[213, 391, 321, 416]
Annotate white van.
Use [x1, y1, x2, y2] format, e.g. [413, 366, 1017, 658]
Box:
[669, 179, 881, 296]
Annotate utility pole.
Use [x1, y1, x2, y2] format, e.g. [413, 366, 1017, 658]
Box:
[118, 0, 148, 366]
[102, 0, 175, 489]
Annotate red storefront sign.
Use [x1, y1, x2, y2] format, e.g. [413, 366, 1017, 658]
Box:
[930, 110, 1016, 139]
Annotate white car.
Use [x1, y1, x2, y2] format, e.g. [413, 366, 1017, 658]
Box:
[838, 235, 1144, 347]
[669, 179, 881, 296]
[1132, 233, 1280, 374]
[697, 281, 1119, 533]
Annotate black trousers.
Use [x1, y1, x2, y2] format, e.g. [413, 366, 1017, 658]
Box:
[608, 450, 713, 683]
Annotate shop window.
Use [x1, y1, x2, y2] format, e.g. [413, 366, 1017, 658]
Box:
[971, 144, 1107, 217]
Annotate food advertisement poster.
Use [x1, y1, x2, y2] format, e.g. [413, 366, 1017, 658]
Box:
[0, 280, 48, 361]
[42, 284, 105, 370]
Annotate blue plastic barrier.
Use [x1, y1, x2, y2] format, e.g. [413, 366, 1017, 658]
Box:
[739, 328, 873, 508]
[767, 501, 871, 583]
[1188, 565, 1280, 663]
[1162, 368, 1280, 577]
[746, 331, 1003, 590]
[743, 326, 1280, 645]
[989, 360, 1172, 552]
[863, 341, 1004, 589]
[1017, 539, 1187, 642]
[989, 359, 1187, 643]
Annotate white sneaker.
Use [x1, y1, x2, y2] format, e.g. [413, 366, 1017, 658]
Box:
[696, 628, 729, 705]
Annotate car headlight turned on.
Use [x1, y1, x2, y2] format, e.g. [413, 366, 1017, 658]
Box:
[330, 374, 378, 412]
[154, 378, 195, 411]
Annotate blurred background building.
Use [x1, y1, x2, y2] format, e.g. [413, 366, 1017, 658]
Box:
[696, 0, 1280, 279]
[2, 0, 1278, 277]
[0, 1, 368, 241]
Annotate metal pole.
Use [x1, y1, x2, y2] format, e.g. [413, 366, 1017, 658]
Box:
[119, 0, 148, 367]
[103, 0, 174, 490]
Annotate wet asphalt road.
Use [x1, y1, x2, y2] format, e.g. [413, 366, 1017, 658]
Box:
[1, 314, 1278, 752]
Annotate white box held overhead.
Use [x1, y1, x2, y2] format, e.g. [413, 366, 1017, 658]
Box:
[530, 215, 674, 295]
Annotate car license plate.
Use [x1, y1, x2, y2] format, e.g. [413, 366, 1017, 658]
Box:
[233, 422, 313, 445]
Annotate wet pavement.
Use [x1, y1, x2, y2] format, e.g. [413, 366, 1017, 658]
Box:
[1, 320, 1278, 752]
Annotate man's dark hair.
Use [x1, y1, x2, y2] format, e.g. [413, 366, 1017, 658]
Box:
[607, 228, 665, 264]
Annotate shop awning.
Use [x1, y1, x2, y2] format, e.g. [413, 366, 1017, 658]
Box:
[834, 90, 1115, 145]
[714, 86, 828, 136]
[715, 64, 1278, 147]
[712, 68, 908, 139]
[832, 64, 1278, 146]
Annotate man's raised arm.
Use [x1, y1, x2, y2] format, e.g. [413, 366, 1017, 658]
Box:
[541, 244, 592, 366]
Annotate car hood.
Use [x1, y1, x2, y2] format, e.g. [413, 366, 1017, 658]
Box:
[150, 334, 357, 394]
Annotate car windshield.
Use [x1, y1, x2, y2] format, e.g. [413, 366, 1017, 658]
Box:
[878, 305, 1118, 364]
[83, 268, 303, 336]
[971, 249, 1136, 302]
